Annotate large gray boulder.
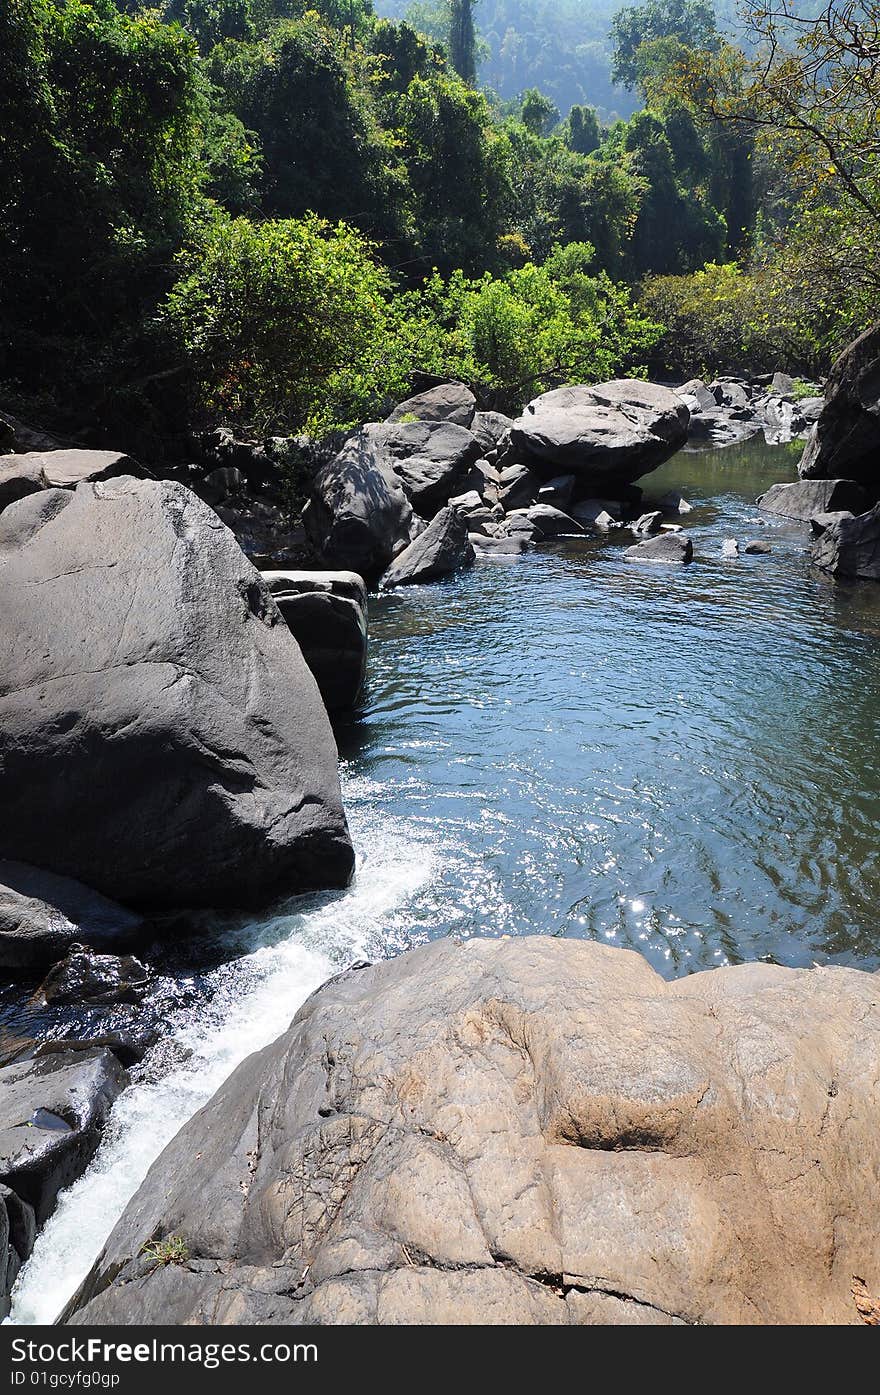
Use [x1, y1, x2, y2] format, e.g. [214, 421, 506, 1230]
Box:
[385, 383, 476, 429]
[378, 420, 481, 513]
[0, 448, 144, 492]
[65, 938, 880, 1326]
[380, 507, 475, 589]
[757, 478, 867, 520]
[511, 380, 689, 485]
[624, 532, 693, 564]
[812, 504, 880, 580]
[0, 478, 353, 909]
[303, 427, 421, 581]
[799, 323, 880, 494]
[0, 456, 48, 514]
[0, 862, 143, 971]
[262, 571, 368, 713]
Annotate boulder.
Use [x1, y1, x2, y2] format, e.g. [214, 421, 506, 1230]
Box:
[676, 379, 717, 413]
[757, 478, 867, 520]
[380, 507, 475, 589]
[538, 474, 576, 509]
[809, 511, 854, 536]
[770, 371, 796, 397]
[0, 412, 64, 455]
[385, 383, 476, 429]
[0, 456, 48, 514]
[721, 539, 739, 557]
[630, 510, 662, 537]
[471, 411, 514, 455]
[812, 504, 880, 581]
[470, 533, 529, 556]
[799, 324, 880, 492]
[569, 498, 623, 528]
[511, 381, 689, 485]
[505, 504, 584, 541]
[708, 378, 752, 410]
[0, 862, 144, 972]
[261, 571, 368, 713]
[1, 1047, 127, 1225]
[658, 491, 693, 515]
[65, 938, 880, 1326]
[498, 463, 540, 511]
[762, 398, 809, 446]
[1, 1182, 36, 1319]
[34, 946, 150, 1008]
[0, 478, 353, 909]
[378, 421, 481, 513]
[0, 448, 144, 490]
[624, 532, 693, 564]
[304, 427, 420, 580]
[744, 539, 772, 555]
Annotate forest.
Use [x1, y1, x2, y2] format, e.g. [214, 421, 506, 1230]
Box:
[1, 0, 877, 451]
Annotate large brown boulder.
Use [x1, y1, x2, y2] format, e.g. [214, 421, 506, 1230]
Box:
[66, 938, 880, 1326]
[0, 478, 353, 909]
[799, 323, 880, 495]
[510, 380, 689, 486]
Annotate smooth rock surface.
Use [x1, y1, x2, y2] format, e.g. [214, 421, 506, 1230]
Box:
[811, 504, 880, 580]
[0, 478, 353, 908]
[262, 571, 368, 713]
[65, 938, 880, 1326]
[0, 456, 48, 514]
[757, 478, 867, 521]
[0, 862, 144, 972]
[304, 428, 420, 581]
[379, 421, 481, 513]
[799, 323, 880, 492]
[0, 449, 143, 491]
[511, 381, 689, 485]
[385, 383, 476, 428]
[381, 507, 475, 589]
[624, 532, 693, 564]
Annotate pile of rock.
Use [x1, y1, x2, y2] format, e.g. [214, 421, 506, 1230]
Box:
[64, 937, 880, 1326]
[304, 379, 691, 586]
[675, 373, 823, 449]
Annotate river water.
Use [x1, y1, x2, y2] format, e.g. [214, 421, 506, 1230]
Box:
[9, 437, 880, 1322]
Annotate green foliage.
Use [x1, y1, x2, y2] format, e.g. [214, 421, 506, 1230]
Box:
[610, 0, 720, 90]
[567, 104, 601, 156]
[448, 0, 476, 83]
[162, 214, 408, 433]
[141, 1235, 190, 1267]
[520, 88, 559, 138]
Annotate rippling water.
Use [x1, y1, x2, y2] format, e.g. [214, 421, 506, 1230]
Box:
[9, 436, 880, 1321]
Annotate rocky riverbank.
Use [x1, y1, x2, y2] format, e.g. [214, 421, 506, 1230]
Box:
[62, 937, 880, 1326]
[3, 328, 880, 1325]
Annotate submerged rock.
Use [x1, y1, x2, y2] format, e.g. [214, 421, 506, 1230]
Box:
[381, 506, 475, 588]
[511, 380, 689, 486]
[757, 478, 867, 520]
[34, 945, 150, 1007]
[0, 862, 143, 971]
[744, 539, 772, 555]
[262, 570, 368, 713]
[0, 478, 353, 909]
[65, 938, 880, 1326]
[812, 504, 880, 580]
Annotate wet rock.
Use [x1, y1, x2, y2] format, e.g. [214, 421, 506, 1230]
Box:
[469, 533, 529, 556]
[658, 491, 693, 515]
[380, 507, 475, 588]
[799, 324, 880, 493]
[65, 938, 880, 1326]
[721, 539, 739, 557]
[0, 478, 353, 909]
[1, 1182, 37, 1319]
[624, 532, 693, 564]
[0, 862, 144, 972]
[757, 478, 867, 520]
[34, 946, 151, 1008]
[262, 571, 367, 713]
[812, 504, 880, 581]
[744, 540, 772, 555]
[304, 427, 421, 580]
[0, 1047, 127, 1225]
[511, 380, 689, 486]
[386, 383, 476, 429]
[570, 498, 623, 528]
[630, 511, 663, 537]
[35, 1027, 159, 1071]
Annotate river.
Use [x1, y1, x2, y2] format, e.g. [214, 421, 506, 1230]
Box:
[8, 436, 880, 1322]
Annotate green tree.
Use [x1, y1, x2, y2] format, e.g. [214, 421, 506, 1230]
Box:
[610, 0, 719, 89]
[448, 0, 476, 83]
[520, 87, 559, 137]
[567, 104, 600, 155]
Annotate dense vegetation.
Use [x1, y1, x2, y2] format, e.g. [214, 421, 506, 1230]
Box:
[0, 0, 876, 448]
